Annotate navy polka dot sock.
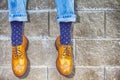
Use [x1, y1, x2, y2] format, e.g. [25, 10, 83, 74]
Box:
[60, 22, 72, 45]
[10, 21, 23, 46]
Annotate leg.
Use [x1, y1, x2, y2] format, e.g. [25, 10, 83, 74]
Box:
[8, 0, 28, 46]
[55, 0, 76, 76]
[8, 0, 28, 77]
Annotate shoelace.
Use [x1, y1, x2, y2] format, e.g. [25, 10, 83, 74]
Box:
[62, 46, 71, 56]
[12, 46, 22, 58]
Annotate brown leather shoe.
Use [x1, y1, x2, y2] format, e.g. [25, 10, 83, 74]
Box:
[55, 36, 73, 76]
[12, 35, 28, 77]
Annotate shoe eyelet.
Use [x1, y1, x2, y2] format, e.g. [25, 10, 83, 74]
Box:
[14, 55, 17, 58]
[68, 47, 71, 50]
[62, 52, 66, 56]
[19, 55, 23, 59]
[18, 52, 21, 55]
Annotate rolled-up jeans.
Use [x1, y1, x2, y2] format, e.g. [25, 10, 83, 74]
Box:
[55, 0, 76, 23]
[8, 0, 28, 21]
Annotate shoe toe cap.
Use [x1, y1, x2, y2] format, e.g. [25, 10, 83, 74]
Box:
[12, 64, 27, 77]
[56, 60, 72, 76]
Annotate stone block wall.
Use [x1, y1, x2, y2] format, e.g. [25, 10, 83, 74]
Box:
[0, 0, 120, 80]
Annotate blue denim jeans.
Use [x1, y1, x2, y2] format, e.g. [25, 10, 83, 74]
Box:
[55, 0, 76, 23]
[8, 0, 28, 21]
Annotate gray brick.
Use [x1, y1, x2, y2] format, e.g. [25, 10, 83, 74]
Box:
[0, 40, 11, 65]
[48, 67, 104, 80]
[36, 0, 49, 9]
[0, 0, 8, 10]
[106, 11, 120, 38]
[0, 13, 10, 36]
[28, 0, 55, 10]
[75, 40, 120, 66]
[48, 68, 60, 80]
[49, 0, 55, 9]
[73, 12, 104, 38]
[48, 68, 74, 80]
[28, 0, 50, 10]
[49, 12, 59, 37]
[106, 67, 120, 80]
[24, 12, 48, 36]
[27, 39, 57, 67]
[0, 67, 47, 80]
[105, 0, 120, 9]
[27, 0, 36, 10]
[74, 68, 104, 80]
[75, 0, 105, 10]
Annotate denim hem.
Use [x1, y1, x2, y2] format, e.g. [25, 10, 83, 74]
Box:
[57, 14, 76, 23]
[57, 17, 76, 23]
[9, 13, 27, 16]
[9, 16, 28, 21]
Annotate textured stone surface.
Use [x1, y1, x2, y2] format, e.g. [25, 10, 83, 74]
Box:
[106, 67, 120, 80]
[36, 0, 49, 10]
[49, 0, 55, 9]
[27, 0, 36, 10]
[105, 0, 120, 9]
[74, 68, 104, 80]
[48, 68, 104, 80]
[49, 12, 59, 37]
[0, 13, 10, 36]
[75, 40, 120, 66]
[74, 12, 104, 38]
[106, 11, 120, 38]
[0, 40, 11, 65]
[27, 39, 57, 67]
[24, 12, 48, 36]
[0, 0, 8, 10]
[48, 68, 74, 80]
[0, 67, 47, 80]
[48, 68, 60, 80]
[75, 0, 105, 10]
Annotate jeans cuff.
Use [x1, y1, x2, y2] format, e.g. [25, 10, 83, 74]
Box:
[9, 16, 28, 21]
[57, 17, 76, 23]
[9, 13, 28, 21]
[57, 15, 76, 23]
